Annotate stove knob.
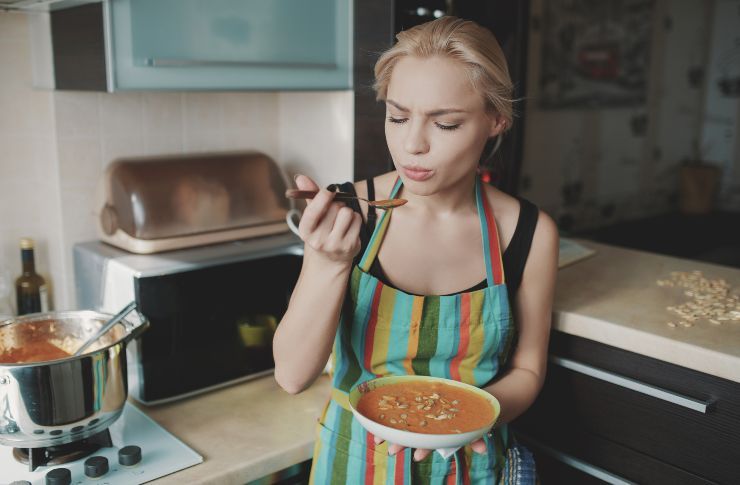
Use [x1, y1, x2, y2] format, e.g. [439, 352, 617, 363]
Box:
[45, 467, 71, 485]
[84, 455, 109, 478]
[119, 445, 142, 466]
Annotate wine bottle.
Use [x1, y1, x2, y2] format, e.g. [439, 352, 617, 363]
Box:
[15, 238, 49, 315]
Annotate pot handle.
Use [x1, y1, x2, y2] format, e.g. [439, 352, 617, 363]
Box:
[121, 307, 150, 343]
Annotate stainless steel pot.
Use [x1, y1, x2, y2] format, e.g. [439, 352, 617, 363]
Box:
[0, 310, 148, 448]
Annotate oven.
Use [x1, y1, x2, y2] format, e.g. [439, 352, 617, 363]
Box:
[74, 232, 303, 405]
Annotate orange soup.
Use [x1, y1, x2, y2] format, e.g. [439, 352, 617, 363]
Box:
[0, 341, 71, 364]
[356, 381, 494, 434]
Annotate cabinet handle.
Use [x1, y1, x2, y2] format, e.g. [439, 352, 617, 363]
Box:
[550, 356, 711, 413]
[514, 431, 637, 485]
[144, 58, 337, 69]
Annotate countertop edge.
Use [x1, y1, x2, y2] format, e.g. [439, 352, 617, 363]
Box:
[553, 310, 740, 383]
[189, 441, 314, 485]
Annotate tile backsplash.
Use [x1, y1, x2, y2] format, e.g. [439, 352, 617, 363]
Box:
[0, 11, 353, 311]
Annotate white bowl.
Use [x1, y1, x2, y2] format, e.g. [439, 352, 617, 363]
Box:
[348, 375, 500, 450]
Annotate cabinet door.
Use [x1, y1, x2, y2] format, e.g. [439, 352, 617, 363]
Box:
[514, 332, 740, 485]
[106, 0, 352, 90]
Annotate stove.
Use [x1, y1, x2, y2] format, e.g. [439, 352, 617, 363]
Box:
[0, 403, 202, 485]
[13, 429, 113, 471]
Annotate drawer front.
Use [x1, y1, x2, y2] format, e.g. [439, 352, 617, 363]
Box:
[514, 332, 740, 484]
[513, 427, 715, 485]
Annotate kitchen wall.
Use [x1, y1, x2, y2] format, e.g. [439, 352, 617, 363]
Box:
[519, 0, 740, 231]
[0, 11, 353, 311]
[0, 11, 63, 315]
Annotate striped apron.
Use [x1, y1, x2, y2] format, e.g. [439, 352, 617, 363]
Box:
[310, 176, 517, 484]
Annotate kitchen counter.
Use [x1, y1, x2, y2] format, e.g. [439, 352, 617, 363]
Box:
[138, 240, 740, 484]
[143, 374, 332, 485]
[554, 240, 740, 383]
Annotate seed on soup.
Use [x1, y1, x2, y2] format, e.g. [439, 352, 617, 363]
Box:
[356, 381, 494, 434]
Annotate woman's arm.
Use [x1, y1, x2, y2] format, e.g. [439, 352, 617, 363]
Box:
[273, 175, 363, 394]
[483, 209, 559, 423]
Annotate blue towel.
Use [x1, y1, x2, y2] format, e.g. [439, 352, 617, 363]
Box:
[499, 443, 538, 485]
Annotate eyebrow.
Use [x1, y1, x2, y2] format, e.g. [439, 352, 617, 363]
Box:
[386, 99, 467, 116]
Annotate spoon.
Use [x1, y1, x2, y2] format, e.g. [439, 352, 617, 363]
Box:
[73, 301, 137, 356]
[285, 189, 407, 209]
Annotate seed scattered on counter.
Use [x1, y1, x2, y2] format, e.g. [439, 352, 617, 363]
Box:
[658, 271, 740, 329]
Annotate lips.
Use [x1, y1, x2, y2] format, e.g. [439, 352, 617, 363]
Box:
[402, 166, 434, 182]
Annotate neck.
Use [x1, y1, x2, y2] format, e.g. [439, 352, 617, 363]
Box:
[21, 249, 35, 274]
[401, 171, 480, 218]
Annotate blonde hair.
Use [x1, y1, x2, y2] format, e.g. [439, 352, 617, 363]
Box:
[373, 16, 514, 131]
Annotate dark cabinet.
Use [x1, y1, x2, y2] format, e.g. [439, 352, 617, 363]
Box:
[353, 0, 395, 183]
[513, 331, 740, 484]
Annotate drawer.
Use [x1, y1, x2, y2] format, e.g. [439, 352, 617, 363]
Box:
[513, 332, 740, 484]
[513, 427, 714, 485]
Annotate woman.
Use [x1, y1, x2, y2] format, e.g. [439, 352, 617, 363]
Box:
[273, 16, 558, 484]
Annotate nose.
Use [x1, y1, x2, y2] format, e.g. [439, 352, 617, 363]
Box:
[403, 121, 430, 155]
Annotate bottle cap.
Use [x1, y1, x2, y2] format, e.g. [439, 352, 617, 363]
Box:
[20, 238, 35, 250]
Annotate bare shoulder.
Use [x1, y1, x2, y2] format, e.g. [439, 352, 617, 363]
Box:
[528, 209, 559, 271]
[482, 184, 520, 217]
[353, 171, 399, 219]
[533, 210, 559, 245]
[481, 184, 524, 249]
[353, 171, 398, 199]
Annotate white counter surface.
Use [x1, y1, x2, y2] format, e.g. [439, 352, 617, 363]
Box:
[554, 240, 740, 383]
[145, 375, 331, 485]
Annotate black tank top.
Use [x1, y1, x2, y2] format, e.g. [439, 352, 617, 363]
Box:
[328, 180, 539, 304]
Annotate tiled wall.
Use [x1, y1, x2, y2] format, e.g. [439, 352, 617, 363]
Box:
[0, 11, 64, 315]
[0, 12, 353, 311]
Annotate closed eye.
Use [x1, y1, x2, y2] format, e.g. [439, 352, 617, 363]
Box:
[387, 116, 407, 124]
[435, 122, 460, 131]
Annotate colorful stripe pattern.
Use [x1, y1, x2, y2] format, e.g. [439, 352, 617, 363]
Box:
[310, 177, 517, 484]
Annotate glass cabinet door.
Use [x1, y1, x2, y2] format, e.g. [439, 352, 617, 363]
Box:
[106, 0, 352, 90]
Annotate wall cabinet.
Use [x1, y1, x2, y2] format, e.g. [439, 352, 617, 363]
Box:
[513, 331, 740, 484]
[52, 0, 352, 91]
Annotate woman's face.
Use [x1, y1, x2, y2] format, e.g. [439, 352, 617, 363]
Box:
[384, 55, 504, 196]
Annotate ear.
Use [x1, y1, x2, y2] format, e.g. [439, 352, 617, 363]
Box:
[488, 114, 507, 138]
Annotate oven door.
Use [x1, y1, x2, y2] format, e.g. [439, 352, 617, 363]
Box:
[129, 249, 302, 404]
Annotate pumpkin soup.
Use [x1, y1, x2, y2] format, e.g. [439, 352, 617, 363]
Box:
[0, 341, 71, 363]
[356, 381, 494, 434]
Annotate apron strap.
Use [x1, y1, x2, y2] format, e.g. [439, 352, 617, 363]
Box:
[358, 176, 403, 272]
[476, 177, 505, 286]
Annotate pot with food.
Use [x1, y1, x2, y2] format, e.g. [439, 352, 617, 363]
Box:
[0, 310, 148, 448]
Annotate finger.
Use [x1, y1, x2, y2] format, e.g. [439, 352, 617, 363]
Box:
[343, 212, 363, 245]
[314, 201, 342, 238]
[373, 435, 384, 445]
[299, 189, 336, 234]
[387, 443, 404, 456]
[329, 206, 355, 239]
[471, 439, 488, 454]
[347, 212, 362, 236]
[294, 174, 320, 192]
[413, 448, 432, 461]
